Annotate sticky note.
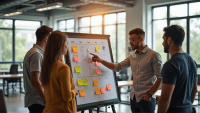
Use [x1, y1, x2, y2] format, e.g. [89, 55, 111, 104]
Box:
[100, 87, 106, 94]
[93, 79, 99, 86]
[95, 61, 101, 66]
[87, 48, 92, 52]
[106, 84, 112, 91]
[96, 68, 101, 75]
[95, 88, 101, 95]
[82, 78, 89, 86]
[72, 46, 79, 53]
[95, 46, 101, 52]
[75, 66, 81, 73]
[79, 89, 86, 97]
[77, 79, 84, 86]
[73, 55, 80, 62]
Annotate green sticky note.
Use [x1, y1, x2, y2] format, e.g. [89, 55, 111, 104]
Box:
[75, 66, 81, 73]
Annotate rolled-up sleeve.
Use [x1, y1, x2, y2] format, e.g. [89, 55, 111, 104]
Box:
[59, 66, 76, 102]
[30, 52, 42, 72]
[113, 55, 131, 72]
[152, 52, 162, 79]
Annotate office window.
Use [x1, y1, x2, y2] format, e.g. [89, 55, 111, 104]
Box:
[0, 19, 41, 70]
[0, 19, 13, 64]
[15, 20, 40, 62]
[58, 19, 74, 32]
[78, 12, 126, 63]
[152, 1, 200, 66]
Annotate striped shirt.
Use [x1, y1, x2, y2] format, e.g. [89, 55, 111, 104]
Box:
[114, 46, 162, 102]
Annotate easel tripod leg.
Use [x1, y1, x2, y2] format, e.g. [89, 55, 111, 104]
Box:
[111, 105, 116, 113]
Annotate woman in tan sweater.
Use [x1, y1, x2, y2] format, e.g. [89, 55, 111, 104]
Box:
[41, 31, 79, 113]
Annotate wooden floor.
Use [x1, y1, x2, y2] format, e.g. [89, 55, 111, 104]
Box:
[2, 87, 200, 113]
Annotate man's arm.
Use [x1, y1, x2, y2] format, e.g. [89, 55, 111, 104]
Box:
[157, 84, 175, 113]
[31, 71, 45, 100]
[90, 53, 114, 70]
[140, 52, 162, 101]
[191, 77, 198, 103]
[90, 53, 131, 71]
[140, 78, 162, 101]
[149, 78, 162, 95]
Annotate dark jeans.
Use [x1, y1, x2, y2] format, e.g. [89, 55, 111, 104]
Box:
[28, 104, 45, 113]
[130, 95, 156, 113]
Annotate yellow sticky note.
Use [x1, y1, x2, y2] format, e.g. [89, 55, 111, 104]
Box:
[75, 66, 81, 73]
[82, 78, 89, 86]
[79, 89, 86, 97]
[95, 88, 101, 95]
[72, 46, 79, 53]
[77, 79, 84, 86]
[95, 46, 101, 52]
[93, 79, 99, 86]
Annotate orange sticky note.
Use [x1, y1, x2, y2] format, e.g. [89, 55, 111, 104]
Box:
[95, 61, 101, 66]
[79, 89, 86, 97]
[100, 87, 106, 94]
[73, 55, 80, 62]
[95, 88, 101, 95]
[106, 84, 112, 91]
[95, 68, 101, 75]
[93, 79, 99, 86]
[72, 46, 79, 53]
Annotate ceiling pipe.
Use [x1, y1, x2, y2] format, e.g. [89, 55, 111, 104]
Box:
[0, 0, 30, 10]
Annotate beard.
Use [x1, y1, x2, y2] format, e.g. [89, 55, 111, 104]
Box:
[164, 43, 169, 53]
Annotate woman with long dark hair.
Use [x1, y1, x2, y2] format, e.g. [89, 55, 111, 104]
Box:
[41, 31, 79, 113]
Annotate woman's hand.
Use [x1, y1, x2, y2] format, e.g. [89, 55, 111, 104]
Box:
[74, 88, 79, 95]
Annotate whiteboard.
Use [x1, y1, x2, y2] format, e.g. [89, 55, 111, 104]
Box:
[65, 33, 120, 111]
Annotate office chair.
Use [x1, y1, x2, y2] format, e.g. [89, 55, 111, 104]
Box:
[0, 89, 7, 113]
[3, 64, 21, 96]
[118, 69, 131, 93]
[118, 69, 129, 81]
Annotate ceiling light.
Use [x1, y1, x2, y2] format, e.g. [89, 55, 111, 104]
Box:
[4, 10, 22, 17]
[36, 2, 63, 11]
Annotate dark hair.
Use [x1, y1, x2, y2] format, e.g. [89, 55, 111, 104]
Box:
[41, 31, 67, 86]
[35, 25, 53, 42]
[129, 28, 145, 38]
[163, 25, 185, 46]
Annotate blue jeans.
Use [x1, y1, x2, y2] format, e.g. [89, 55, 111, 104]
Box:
[130, 95, 156, 113]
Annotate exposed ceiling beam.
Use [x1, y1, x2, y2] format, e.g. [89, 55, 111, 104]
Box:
[81, 0, 134, 7]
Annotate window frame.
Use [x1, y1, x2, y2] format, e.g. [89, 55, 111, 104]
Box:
[152, 1, 200, 67]
[78, 11, 126, 63]
[0, 19, 42, 67]
[57, 18, 75, 32]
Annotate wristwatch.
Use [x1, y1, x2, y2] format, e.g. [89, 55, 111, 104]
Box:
[147, 92, 152, 98]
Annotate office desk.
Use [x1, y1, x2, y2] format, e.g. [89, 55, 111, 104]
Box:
[0, 69, 23, 74]
[118, 80, 132, 105]
[118, 81, 132, 87]
[155, 85, 200, 98]
[0, 74, 23, 96]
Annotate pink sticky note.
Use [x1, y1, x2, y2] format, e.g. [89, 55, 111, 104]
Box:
[95, 61, 101, 66]
[73, 55, 80, 62]
[106, 84, 112, 91]
[96, 68, 101, 75]
[100, 87, 106, 94]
